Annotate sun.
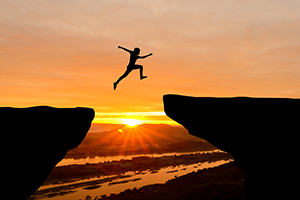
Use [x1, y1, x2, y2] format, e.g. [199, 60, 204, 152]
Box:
[122, 119, 142, 127]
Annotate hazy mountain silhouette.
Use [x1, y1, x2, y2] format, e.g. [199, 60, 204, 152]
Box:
[65, 124, 217, 158]
[87, 124, 201, 143]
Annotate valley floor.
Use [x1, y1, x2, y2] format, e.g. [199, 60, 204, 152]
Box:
[80, 162, 246, 200]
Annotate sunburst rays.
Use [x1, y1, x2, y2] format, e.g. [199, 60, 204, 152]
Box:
[113, 123, 173, 155]
[89, 121, 176, 156]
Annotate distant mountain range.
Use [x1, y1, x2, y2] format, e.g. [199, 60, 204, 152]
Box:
[65, 124, 217, 158]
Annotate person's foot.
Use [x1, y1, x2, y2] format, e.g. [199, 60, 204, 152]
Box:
[140, 76, 147, 80]
[113, 82, 118, 90]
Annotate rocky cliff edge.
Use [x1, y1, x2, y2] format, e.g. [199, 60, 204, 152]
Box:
[163, 94, 298, 199]
[0, 106, 94, 199]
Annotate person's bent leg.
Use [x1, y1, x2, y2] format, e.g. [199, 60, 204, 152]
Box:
[135, 65, 147, 80]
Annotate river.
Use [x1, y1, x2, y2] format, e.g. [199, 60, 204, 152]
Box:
[32, 151, 232, 200]
[56, 150, 223, 166]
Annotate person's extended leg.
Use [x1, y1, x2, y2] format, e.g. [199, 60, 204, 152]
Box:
[133, 65, 147, 80]
[113, 68, 132, 90]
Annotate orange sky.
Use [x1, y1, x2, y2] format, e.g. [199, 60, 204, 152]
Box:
[1, 0, 300, 124]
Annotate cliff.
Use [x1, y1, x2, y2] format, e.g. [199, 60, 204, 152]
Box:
[163, 94, 297, 199]
[0, 106, 94, 200]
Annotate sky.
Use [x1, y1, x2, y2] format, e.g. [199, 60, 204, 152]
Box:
[1, 0, 300, 124]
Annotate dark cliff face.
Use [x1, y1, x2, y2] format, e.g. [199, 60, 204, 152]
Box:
[1, 106, 95, 200]
[163, 94, 298, 199]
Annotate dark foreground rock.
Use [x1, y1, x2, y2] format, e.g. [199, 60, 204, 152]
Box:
[0, 106, 94, 200]
[163, 94, 298, 199]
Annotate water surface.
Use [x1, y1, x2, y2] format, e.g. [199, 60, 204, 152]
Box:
[57, 150, 223, 167]
[35, 158, 233, 200]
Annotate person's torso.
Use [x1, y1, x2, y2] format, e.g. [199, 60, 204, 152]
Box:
[129, 54, 138, 65]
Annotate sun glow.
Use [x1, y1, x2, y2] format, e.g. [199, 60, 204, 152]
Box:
[122, 119, 142, 127]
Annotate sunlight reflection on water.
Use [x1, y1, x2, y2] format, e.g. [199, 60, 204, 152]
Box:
[57, 150, 223, 167]
[37, 158, 233, 200]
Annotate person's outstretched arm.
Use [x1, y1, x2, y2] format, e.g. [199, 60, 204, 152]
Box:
[139, 53, 153, 59]
[118, 46, 132, 53]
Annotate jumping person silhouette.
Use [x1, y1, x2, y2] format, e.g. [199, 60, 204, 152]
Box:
[113, 46, 153, 90]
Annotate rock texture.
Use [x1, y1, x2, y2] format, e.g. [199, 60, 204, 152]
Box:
[164, 94, 298, 199]
[0, 106, 94, 200]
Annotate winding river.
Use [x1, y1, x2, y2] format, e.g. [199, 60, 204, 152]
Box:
[33, 151, 232, 200]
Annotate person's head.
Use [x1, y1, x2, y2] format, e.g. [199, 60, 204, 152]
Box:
[134, 47, 140, 55]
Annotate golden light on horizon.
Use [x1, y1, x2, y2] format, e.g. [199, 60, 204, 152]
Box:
[92, 111, 180, 126]
[122, 119, 142, 127]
